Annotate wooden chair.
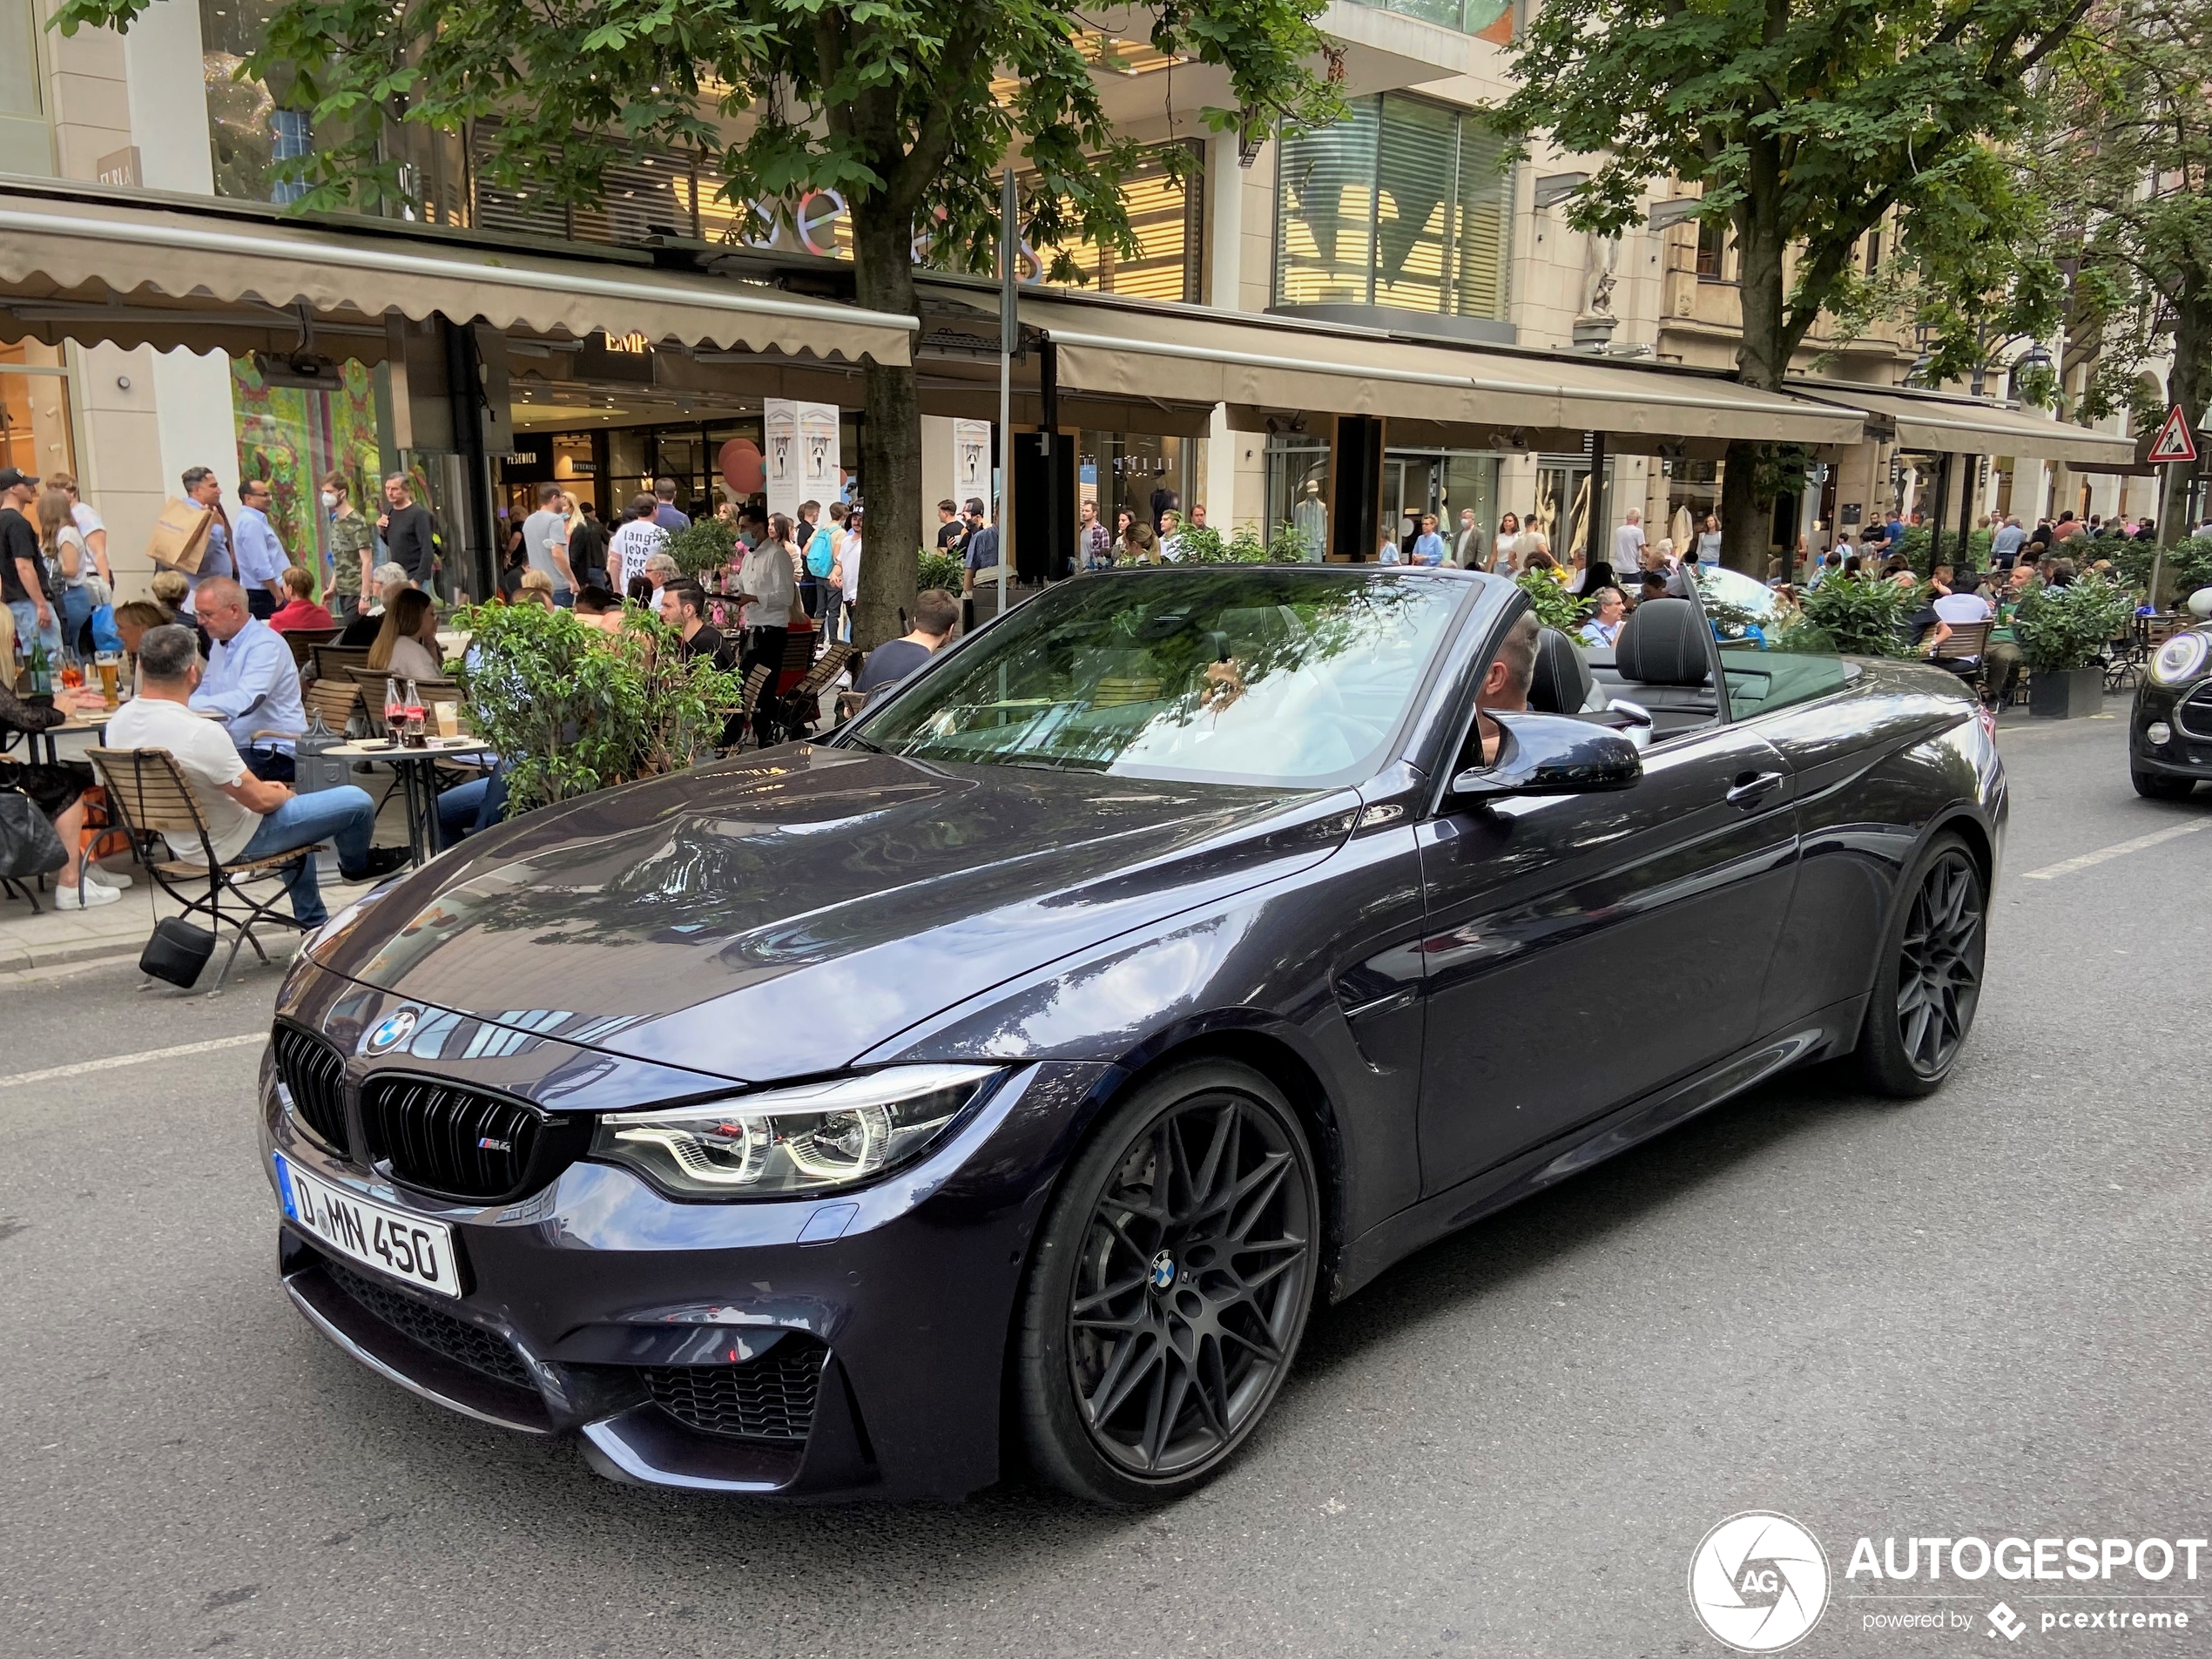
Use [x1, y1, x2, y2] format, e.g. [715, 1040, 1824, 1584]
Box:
[283, 626, 341, 671]
[343, 666, 460, 738]
[311, 643, 372, 686]
[87, 745, 329, 991]
[1931, 619, 1992, 693]
[303, 677, 361, 738]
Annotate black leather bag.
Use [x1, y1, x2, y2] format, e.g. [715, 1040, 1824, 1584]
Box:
[0, 790, 66, 879]
[139, 916, 217, 988]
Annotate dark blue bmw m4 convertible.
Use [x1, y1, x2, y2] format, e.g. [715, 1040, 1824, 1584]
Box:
[261, 563, 2002, 1503]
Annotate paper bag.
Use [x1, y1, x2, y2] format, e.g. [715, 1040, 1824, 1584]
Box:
[148, 496, 213, 575]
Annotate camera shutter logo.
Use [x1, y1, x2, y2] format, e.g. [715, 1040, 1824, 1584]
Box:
[1688, 1512, 1830, 1653]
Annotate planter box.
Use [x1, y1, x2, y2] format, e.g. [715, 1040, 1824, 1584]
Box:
[2028, 664, 2103, 718]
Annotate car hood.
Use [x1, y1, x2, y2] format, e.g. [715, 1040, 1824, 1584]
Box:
[307, 745, 1353, 1081]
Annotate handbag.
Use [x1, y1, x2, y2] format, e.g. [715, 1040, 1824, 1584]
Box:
[148, 496, 214, 575]
[0, 790, 67, 880]
[139, 916, 217, 988]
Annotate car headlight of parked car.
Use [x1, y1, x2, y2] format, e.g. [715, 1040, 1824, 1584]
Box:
[2149, 632, 2209, 687]
[590, 1064, 1003, 1199]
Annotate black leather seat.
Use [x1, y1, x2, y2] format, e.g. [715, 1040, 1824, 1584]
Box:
[1610, 597, 1717, 733]
[1529, 627, 1594, 714]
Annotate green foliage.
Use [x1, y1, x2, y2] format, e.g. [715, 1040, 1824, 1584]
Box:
[2113, 536, 2212, 608]
[1174, 524, 1273, 564]
[1893, 527, 1995, 578]
[1792, 573, 1918, 658]
[916, 548, 964, 594]
[1514, 570, 1587, 633]
[664, 516, 738, 581]
[450, 598, 744, 816]
[2012, 574, 2134, 671]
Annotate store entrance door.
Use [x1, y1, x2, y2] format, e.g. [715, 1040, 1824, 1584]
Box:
[1380, 452, 1442, 558]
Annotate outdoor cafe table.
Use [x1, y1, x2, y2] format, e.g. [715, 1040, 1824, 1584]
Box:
[324, 735, 493, 867]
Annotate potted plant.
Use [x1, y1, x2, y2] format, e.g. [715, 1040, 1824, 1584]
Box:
[2013, 573, 2133, 718]
[450, 599, 745, 814]
[666, 516, 740, 590]
[1514, 569, 1588, 633]
[1789, 570, 1918, 657]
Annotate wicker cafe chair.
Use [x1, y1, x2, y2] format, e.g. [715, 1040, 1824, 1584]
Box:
[86, 745, 329, 991]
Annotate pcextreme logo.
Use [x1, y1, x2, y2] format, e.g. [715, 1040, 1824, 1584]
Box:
[1689, 1512, 1831, 1653]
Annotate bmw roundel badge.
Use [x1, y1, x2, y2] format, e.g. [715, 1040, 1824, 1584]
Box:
[364, 1006, 420, 1055]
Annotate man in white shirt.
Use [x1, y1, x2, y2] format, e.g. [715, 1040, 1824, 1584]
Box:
[608, 493, 670, 593]
[520, 483, 576, 604]
[105, 625, 404, 926]
[1610, 509, 1646, 572]
[1932, 579, 1994, 664]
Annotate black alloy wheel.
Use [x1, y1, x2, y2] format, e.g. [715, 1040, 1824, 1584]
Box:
[1856, 833, 1986, 1096]
[1015, 1060, 1319, 1505]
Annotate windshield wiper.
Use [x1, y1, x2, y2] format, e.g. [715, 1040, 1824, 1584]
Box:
[838, 732, 889, 754]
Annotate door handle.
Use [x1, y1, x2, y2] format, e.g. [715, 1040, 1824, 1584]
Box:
[1725, 770, 1786, 808]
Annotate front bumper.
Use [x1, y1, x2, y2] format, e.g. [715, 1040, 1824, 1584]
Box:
[260, 1047, 1116, 1501]
[2130, 680, 2212, 779]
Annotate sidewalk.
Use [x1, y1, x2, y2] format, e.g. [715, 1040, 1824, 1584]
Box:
[2, 727, 415, 979]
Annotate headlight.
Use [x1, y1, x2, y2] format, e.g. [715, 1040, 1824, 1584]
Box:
[2150, 631, 2209, 686]
[590, 1064, 1001, 1199]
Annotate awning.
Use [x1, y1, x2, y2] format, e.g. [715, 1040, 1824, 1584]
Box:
[1799, 386, 2137, 466]
[1018, 294, 1864, 447]
[0, 184, 914, 365]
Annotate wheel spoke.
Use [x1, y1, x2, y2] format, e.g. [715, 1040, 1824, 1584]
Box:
[1136, 1353, 1175, 1469]
[1088, 1328, 1163, 1426]
[1073, 1274, 1147, 1316]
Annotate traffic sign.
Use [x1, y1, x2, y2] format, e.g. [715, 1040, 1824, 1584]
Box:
[2148, 406, 2197, 463]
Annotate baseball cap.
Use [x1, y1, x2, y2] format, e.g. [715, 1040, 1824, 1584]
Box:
[0, 467, 30, 492]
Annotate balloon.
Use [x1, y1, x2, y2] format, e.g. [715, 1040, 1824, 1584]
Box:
[719, 438, 765, 496]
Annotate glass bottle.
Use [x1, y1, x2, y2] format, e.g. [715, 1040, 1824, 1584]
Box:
[384, 676, 404, 741]
[402, 678, 426, 745]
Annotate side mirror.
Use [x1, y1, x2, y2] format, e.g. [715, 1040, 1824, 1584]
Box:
[1450, 711, 1643, 802]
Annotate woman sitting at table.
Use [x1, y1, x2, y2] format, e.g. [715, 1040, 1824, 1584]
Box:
[267, 566, 336, 635]
[367, 588, 445, 683]
[0, 679, 119, 909]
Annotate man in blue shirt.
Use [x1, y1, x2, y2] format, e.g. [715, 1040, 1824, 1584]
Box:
[188, 577, 307, 782]
[961, 496, 1001, 594]
[1991, 514, 2027, 567]
[652, 477, 691, 533]
[1410, 512, 1449, 567]
[170, 466, 236, 617]
[232, 478, 290, 619]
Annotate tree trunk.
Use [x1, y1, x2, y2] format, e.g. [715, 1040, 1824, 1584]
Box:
[1722, 170, 1790, 577]
[847, 206, 923, 651]
[2157, 271, 2209, 556]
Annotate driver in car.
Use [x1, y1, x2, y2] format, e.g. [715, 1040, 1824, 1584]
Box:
[1473, 612, 1538, 765]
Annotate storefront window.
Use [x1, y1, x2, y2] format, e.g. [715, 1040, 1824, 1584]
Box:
[1275, 94, 1514, 324]
[1338, 0, 1512, 35]
[0, 343, 74, 482]
[1080, 434, 1196, 540]
[1027, 143, 1205, 303]
[1264, 437, 1332, 558]
[231, 355, 386, 595]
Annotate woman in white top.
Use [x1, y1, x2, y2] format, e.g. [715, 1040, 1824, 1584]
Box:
[36, 486, 91, 653]
[1489, 511, 1521, 574]
[368, 588, 445, 683]
[1696, 514, 1723, 564]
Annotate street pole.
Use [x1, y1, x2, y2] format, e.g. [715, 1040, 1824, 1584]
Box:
[998, 166, 1015, 621]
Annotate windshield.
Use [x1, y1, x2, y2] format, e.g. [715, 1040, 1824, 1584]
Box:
[848, 569, 1468, 786]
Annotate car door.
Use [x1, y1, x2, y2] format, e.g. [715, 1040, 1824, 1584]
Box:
[1413, 718, 1801, 1196]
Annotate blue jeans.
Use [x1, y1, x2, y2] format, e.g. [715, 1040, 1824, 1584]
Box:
[9, 597, 62, 669]
[434, 766, 508, 850]
[553, 586, 574, 609]
[234, 783, 377, 927]
[61, 585, 93, 657]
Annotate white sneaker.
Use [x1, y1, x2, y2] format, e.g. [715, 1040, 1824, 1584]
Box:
[90, 866, 133, 889]
[58, 879, 122, 909]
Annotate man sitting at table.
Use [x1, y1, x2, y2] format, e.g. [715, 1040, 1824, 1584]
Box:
[185, 577, 307, 782]
[105, 625, 406, 926]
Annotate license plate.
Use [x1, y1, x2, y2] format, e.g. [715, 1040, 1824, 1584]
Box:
[274, 1152, 460, 1298]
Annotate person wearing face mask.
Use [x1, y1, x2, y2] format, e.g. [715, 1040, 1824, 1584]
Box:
[322, 473, 374, 624]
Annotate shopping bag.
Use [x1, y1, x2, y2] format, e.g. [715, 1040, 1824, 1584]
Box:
[148, 497, 214, 575]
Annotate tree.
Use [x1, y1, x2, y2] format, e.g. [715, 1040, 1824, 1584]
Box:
[1487, 0, 2089, 575]
[2029, 0, 2212, 546]
[57, 0, 1339, 647]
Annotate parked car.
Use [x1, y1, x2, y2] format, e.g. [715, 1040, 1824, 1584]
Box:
[2128, 590, 2212, 799]
[261, 564, 2004, 1504]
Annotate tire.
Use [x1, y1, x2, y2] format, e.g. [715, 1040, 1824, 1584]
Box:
[2131, 766, 2196, 800]
[1854, 832, 1987, 1097]
[1015, 1059, 1320, 1506]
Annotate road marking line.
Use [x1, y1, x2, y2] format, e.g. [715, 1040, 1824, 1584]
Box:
[0, 1031, 265, 1090]
[2020, 819, 2210, 880]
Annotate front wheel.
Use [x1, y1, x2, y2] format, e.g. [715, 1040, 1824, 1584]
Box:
[1854, 833, 1986, 1097]
[1015, 1060, 1320, 1506]
[2131, 766, 2196, 801]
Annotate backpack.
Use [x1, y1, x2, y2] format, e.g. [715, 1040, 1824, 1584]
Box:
[806, 529, 835, 579]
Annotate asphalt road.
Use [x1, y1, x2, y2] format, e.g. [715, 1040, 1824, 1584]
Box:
[3, 705, 2208, 1659]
